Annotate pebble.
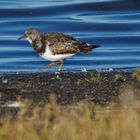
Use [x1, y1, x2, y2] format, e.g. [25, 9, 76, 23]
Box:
[2, 79, 8, 84]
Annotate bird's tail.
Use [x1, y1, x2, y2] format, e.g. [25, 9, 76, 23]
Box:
[78, 41, 100, 53]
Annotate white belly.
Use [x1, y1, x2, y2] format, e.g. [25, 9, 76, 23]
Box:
[40, 47, 75, 62]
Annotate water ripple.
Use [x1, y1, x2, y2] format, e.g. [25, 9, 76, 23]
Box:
[0, 0, 139, 72]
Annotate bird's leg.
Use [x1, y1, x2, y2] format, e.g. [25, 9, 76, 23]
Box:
[47, 61, 60, 68]
[58, 60, 64, 73]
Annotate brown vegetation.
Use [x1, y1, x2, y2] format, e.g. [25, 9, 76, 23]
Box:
[0, 93, 140, 140]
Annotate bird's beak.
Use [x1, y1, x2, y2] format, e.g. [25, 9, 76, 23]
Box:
[18, 34, 26, 40]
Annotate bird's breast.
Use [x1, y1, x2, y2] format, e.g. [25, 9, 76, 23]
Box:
[40, 46, 74, 62]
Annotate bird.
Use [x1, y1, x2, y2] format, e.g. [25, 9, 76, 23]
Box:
[18, 28, 100, 72]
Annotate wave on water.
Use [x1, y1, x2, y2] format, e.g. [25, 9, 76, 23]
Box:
[0, 0, 139, 73]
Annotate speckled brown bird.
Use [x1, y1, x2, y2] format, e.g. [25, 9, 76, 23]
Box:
[18, 28, 100, 72]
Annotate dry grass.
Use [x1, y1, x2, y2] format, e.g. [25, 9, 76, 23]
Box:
[0, 94, 140, 140]
[132, 68, 140, 82]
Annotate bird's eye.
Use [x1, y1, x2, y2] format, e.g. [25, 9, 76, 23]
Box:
[29, 32, 32, 35]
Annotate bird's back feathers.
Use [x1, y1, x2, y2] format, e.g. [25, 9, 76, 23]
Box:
[42, 33, 100, 55]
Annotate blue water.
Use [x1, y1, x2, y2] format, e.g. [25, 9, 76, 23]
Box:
[0, 0, 140, 73]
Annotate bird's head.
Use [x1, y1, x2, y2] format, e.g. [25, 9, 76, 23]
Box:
[18, 28, 41, 43]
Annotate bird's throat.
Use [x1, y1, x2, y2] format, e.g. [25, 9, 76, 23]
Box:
[26, 37, 33, 44]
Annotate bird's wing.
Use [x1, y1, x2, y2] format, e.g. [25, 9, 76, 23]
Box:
[43, 33, 80, 55]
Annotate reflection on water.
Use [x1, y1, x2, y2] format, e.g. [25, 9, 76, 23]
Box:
[0, 0, 139, 73]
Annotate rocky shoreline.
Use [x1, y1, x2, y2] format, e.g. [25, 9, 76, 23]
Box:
[0, 71, 139, 107]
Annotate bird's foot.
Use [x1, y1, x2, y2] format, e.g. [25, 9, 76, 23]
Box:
[47, 62, 57, 68]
